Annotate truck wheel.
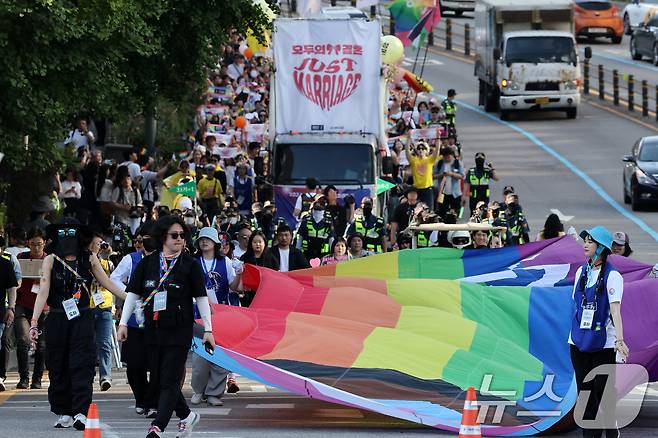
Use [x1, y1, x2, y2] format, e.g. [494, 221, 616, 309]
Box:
[611, 35, 622, 44]
[500, 110, 511, 121]
[566, 108, 577, 119]
[483, 84, 498, 112]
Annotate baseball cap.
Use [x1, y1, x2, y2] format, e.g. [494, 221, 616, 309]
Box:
[612, 231, 627, 246]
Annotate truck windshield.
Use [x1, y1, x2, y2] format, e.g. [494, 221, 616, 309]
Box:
[505, 37, 576, 64]
[274, 143, 374, 185]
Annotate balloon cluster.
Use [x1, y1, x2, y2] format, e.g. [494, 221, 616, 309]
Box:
[381, 34, 433, 93]
[381, 35, 404, 65]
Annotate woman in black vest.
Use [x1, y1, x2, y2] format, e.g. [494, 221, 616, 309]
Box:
[30, 222, 126, 430]
[117, 215, 215, 438]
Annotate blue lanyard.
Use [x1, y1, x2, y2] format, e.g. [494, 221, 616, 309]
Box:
[199, 256, 218, 280]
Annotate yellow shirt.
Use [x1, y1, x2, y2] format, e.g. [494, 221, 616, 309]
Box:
[197, 176, 224, 200]
[161, 170, 197, 208]
[91, 258, 114, 310]
[409, 155, 437, 189]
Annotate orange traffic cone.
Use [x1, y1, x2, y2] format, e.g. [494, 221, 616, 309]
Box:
[458, 386, 481, 438]
[83, 403, 101, 438]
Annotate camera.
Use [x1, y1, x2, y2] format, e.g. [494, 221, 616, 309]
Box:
[100, 241, 110, 251]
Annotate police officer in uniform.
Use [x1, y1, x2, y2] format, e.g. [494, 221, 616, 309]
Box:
[117, 215, 215, 438]
[295, 195, 334, 260]
[494, 194, 529, 246]
[464, 152, 498, 217]
[569, 227, 628, 438]
[30, 222, 126, 431]
[344, 197, 387, 254]
[441, 89, 458, 136]
[293, 177, 320, 219]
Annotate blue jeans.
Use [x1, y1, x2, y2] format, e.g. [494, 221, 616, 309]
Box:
[94, 308, 113, 380]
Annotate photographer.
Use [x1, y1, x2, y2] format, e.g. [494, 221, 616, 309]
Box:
[111, 166, 143, 229]
[463, 152, 499, 218]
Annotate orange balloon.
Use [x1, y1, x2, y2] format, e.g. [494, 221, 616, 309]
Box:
[235, 116, 247, 129]
[244, 47, 254, 59]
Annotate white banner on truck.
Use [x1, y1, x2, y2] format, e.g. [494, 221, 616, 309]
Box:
[273, 19, 381, 135]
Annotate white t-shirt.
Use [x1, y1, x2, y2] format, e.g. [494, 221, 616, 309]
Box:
[121, 161, 142, 181]
[568, 266, 623, 349]
[233, 245, 247, 259]
[278, 248, 290, 273]
[140, 170, 158, 203]
[64, 129, 94, 150]
[60, 180, 82, 199]
[202, 257, 236, 285]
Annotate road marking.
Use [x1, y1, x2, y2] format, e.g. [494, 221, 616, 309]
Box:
[431, 92, 658, 243]
[246, 403, 296, 409]
[550, 209, 574, 222]
[585, 96, 658, 132]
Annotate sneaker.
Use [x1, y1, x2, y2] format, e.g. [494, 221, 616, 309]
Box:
[145, 409, 158, 419]
[146, 425, 163, 438]
[176, 411, 200, 438]
[0, 379, 5, 392]
[100, 378, 112, 392]
[227, 375, 240, 393]
[206, 396, 223, 406]
[16, 378, 29, 389]
[135, 406, 145, 415]
[72, 413, 86, 431]
[190, 393, 204, 405]
[30, 378, 42, 389]
[54, 415, 74, 428]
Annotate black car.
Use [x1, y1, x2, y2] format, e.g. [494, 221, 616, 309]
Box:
[630, 14, 658, 65]
[623, 135, 658, 210]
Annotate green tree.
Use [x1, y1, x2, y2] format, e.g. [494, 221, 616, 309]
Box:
[0, 0, 274, 223]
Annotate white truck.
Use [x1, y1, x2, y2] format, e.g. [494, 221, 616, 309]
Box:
[269, 13, 388, 222]
[474, 0, 592, 120]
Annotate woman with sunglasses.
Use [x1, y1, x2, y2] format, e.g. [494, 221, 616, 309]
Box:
[569, 226, 629, 438]
[30, 222, 127, 431]
[117, 215, 215, 438]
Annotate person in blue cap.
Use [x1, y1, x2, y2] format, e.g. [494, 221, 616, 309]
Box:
[569, 226, 629, 438]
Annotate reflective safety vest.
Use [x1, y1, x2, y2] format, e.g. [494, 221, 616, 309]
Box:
[416, 231, 433, 248]
[498, 210, 527, 245]
[468, 168, 491, 201]
[353, 216, 385, 253]
[300, 193, 315, 215]
[441, 99, 457, 125]
[301, 218, 331, 256]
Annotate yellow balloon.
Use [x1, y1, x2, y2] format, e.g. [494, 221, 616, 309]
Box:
[381, 35, 404, 65]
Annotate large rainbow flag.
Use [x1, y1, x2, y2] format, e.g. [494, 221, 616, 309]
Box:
[389, 0, 441, 47]
[195, 237, 658, 435]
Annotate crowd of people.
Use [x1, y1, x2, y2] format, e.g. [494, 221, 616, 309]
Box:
[0, 27, 646, 438]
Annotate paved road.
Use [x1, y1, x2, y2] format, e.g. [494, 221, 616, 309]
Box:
[1, 371, 657, 437]
[412, 44, 658, 263]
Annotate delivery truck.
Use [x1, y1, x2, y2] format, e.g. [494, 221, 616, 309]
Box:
[269, 13, 388, 224]
[474, 0, 592, 120]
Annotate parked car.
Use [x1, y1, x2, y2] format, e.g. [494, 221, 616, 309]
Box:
[622, 0, 658, 34]
[623, 135, 658, 210]
[575, 0, 624, 43]
[439, 0, 474, 17]
[630, 13, 658, 64]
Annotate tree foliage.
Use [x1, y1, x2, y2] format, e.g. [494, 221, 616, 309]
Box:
[0, 0, 275, 173]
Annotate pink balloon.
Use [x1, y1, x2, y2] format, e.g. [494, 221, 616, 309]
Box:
[310, 258, 321, 268]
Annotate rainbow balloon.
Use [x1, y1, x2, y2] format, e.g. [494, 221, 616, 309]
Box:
[196, 237, 658, 435]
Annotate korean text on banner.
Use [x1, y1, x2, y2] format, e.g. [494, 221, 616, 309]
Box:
[273, 19, 381, 135]
[409, 127, 440, 141]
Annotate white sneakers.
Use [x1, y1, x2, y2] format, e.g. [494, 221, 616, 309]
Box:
[176, 411, 200, 438]
[73, 413, 87, 431]
[190, 393, 205, 405]
[54, 415, 74, 428]
[206, 396, 223, 406]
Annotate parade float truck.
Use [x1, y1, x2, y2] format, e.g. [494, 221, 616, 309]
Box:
[268, 13, 388, 224]
[474, 0, 592, 120]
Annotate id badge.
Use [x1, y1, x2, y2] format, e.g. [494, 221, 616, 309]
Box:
[62, 298, 80, 320]
[207, 288, 218, 304]
[153, 291, 167, 312]
[92, 291, 105, 307]
[580, 308, 595, 330]
[31, 283, 40, 294]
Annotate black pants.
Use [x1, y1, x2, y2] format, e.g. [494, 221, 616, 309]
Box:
[416, 187, 434, 211]
[122, 327, 154, 410]
[437, 193, 461, 219]
[45, 310, 95, 416]
[0, 319, 15, 379]
[570, 345, 619, 438]
[147, 344, 191, 431]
